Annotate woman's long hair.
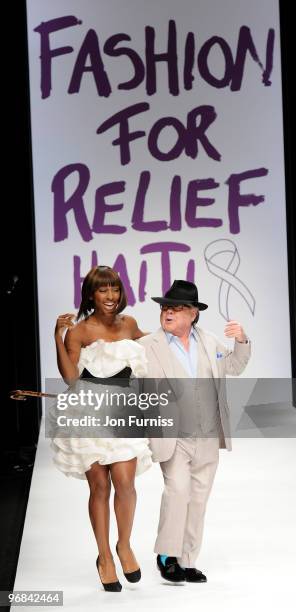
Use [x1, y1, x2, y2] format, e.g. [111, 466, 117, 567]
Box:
[76, 266, 127, 321]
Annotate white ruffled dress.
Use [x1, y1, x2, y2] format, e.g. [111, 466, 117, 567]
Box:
[50, 339, 152, 479]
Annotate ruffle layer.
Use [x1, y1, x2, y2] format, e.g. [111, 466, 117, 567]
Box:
[50, 437, 152, 479]
[78, 339, 148, 378]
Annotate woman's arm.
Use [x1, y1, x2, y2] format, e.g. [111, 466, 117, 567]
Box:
[54, 313, 82, 383]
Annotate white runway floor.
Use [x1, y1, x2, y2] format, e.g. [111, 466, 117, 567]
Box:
[12, 423, 296, 612]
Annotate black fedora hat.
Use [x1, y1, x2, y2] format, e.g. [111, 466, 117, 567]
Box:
[151, 280, 208, 310]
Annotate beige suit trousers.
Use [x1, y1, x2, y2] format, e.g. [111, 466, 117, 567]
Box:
[154, 436, 219, 568]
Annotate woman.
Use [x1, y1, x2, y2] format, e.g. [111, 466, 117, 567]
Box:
[51, 266, 152, 592]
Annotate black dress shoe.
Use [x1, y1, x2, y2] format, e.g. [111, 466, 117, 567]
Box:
[184, 567, 207, 582]
[156, 555, 186, 582]
[96, 555, 122, 592]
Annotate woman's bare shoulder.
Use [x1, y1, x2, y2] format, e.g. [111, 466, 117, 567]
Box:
[120, 314, 138, 329]
[65, 319, 86, 344]
[121, 314, 136, 323]
[120, 314, 148, 338]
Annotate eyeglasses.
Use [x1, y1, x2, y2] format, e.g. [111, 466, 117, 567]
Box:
[160, 304, 190, 312]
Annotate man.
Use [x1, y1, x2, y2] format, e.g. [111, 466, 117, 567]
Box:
[138, 280, 250, 584]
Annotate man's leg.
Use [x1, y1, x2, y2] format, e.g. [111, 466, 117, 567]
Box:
[177, 437, 219, 568]
[154, 439, 192, 557]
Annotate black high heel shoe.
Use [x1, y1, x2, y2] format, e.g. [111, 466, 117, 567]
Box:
[96, 555, 122, 592]
[116, 543, 141, 583]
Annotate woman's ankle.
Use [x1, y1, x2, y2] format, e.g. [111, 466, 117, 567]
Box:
[98, 551, 114, 563]
[117, 540, 131, 551]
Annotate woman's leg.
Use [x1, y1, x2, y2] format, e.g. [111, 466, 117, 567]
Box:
[110, 458, 139, 571]
[85, 462, 118, 583]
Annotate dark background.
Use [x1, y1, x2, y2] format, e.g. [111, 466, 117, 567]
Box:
[0, 0, 295, 599]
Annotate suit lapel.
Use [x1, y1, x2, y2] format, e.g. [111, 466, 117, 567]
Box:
[151, 328, 188, 378]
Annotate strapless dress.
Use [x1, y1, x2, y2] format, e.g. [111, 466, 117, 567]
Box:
[50, 339, 152, 479]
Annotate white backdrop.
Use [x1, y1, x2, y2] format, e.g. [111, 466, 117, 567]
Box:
[26, 0, 291, 380]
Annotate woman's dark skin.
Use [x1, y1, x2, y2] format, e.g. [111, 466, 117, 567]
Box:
[54, 284, 147, 586]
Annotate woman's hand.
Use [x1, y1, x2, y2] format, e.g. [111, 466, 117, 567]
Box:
[54, 313, 76, 339]
[54, 314, 80, 382]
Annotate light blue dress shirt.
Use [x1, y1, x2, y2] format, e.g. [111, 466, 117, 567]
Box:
[164, 326, 198, 377]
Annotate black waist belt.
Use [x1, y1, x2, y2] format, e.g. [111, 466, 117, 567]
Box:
[80, 367, 131, 387]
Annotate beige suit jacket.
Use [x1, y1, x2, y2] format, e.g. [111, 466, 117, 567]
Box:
[137, 326, 251, 462]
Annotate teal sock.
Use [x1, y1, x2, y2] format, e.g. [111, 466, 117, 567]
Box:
[160, 555, 168, 566]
